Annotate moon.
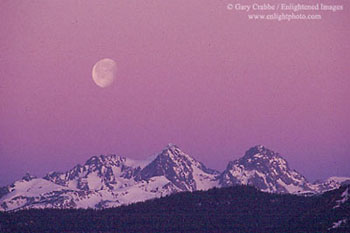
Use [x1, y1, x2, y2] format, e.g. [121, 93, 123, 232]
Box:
[92, 58, 117, 88]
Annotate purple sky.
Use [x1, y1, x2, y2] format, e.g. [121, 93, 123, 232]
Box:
[0, 0, 349, 186]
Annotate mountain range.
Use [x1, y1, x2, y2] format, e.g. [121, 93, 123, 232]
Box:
[1, 144, 349, 211]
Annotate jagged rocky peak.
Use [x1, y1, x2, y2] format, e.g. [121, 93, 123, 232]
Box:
[43, 153, 144, 191]
[149, 143, 200, 169]
[159, 144, 214, 171]
[164, 144, 185, 157]
[243, 144, 282, 160]
[239, 145, 289, 171]
[138, 144, 218, 191]
[85, 154, 127, 167]
[22, 172, 37, 182]
[162, 143, 188, 158]
[82, 154, 146, 177]
[138, 144, 194, 178]
[220, 145, 313, 194]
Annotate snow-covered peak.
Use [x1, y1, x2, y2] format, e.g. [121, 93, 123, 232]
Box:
[137, 145, 219, 191]
[160, 143, 188, 158]
[326, 177, 350, 185]
[146, 144, 204, 171]
[220, 146, 314, 194]
[312, 176, 350, 193]
[85, 154, 127, 167]
[43, 153, 146, 191]
[166, 143, 178, 149]
[160, 144, 218, 172]
[21, 173, 37, 182]
[243, 145, 281, 160]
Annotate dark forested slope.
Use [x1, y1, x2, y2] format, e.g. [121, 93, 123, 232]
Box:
[0, 185, 349, 232]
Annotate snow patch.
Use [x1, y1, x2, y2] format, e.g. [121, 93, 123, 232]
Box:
[326, 176, 350, 184]
[277, 179, 304, 194]
[253, 153, 264, 159]
[192, 166, 219, 190]
[125, 156, 156, 169]
[333, 187, 349, 209]
[329, 218, 348, 230]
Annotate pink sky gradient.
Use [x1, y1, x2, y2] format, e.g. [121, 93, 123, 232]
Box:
[0, 0, 349, 186]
